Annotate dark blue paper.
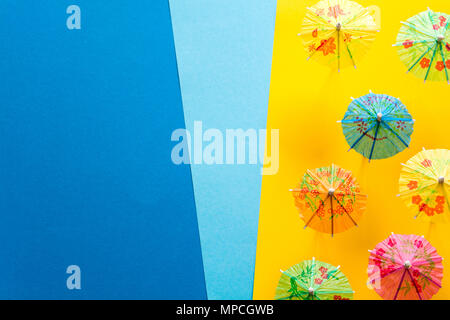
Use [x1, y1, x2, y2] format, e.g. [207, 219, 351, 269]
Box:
[0, 1, 206, 299]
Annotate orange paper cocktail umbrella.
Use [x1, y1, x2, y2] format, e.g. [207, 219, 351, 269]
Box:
[291, 164, 367, 236]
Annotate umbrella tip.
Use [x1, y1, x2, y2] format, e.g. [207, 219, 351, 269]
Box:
[391, 232, 394, 235]
[368, 250, 372, 253]
[377, 113, 383, 122]
[336, 265, 340, 269]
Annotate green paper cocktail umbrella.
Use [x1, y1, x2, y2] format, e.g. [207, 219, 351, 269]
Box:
[275, 258, 354, 300]
[394, 8, 450, 83]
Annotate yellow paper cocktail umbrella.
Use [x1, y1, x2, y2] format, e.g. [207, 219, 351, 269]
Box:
[399, 149, 450, 222]
[299, 0, 380, 71]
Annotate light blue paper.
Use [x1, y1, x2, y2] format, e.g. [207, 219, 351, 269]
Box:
[169, 0, 277, 299]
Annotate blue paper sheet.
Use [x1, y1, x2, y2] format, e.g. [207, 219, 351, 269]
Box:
[0, 1, 206, 299]
[169, 0, 277, 299]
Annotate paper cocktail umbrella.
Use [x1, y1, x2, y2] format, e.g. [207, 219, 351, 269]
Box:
[276, 258, 354, 300]
[291, 164, 367, 236]
[368, 233, 443, 300]
[299, 0, 380, 71]
[340, 92, 414, 160]
[399, 149, 449, 221]
[394, 8, 450, 83]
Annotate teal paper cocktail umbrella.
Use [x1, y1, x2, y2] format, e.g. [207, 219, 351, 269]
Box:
[340, 92, 414, 160]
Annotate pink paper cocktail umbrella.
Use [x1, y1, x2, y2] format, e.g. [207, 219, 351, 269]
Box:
[368, 233, 443, 300]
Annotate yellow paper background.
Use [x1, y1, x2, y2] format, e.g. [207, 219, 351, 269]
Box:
[253, 0, 450, 300]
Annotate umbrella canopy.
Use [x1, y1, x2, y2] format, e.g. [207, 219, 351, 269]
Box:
[368, 233, 443, 300]
[299, 0, 379, 71]
[276, 258, 354, 300]
[291, 164, 367, 236]
[394, 9, 450, 83]
[341, 92, 414, 160]
[399, 149, 449, 221]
